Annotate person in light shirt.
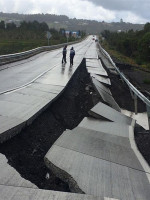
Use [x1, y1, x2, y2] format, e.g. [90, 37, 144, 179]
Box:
[70, 47, 75, 66]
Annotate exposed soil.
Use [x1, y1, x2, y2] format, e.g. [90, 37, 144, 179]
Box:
[0, 59, 99, 191]
[115, 62, 150, 166]
[101, 57, 150, 166]
[115, 62, 150, 93]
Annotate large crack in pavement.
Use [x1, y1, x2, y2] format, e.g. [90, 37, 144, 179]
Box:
[0, 57, 149, 193]
[0, 59, 100, 192]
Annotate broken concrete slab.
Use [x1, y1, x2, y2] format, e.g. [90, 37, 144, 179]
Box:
[0, 90, 57, 143]
[86, 59, 103, 69]
[91, 74, 111, 85]
[0, 39, 93, 143]
[34, 65, 76, 87]
[0, 92, 48, 105]
[54, 127, 143, 170]
[92, 78, 121, 112]
[15, 87, 58, 99]
[0, 115, 25, 143]
[97, 50, 115, 70]
[28, 82, 64, 93]
[0, 184, 104, 200]
[0, 98, 50, 120]
[87, 67, 108, 77]
[79, 117, 130, 138]
[90, 102, 132, 125]
[0, 153, 37, 189]
[45, 145, 150, 200]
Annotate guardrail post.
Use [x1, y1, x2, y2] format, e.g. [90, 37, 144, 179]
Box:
[146, 105, 150, 131]
[120, 76, 125, 84]
[134, 94, 138, 114]
[130, 89, 137, 114]
[129, 88, 134, 99]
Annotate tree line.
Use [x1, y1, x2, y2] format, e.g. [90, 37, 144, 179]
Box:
[0, 20, 85, 55]
[0, 12, 144, 34]
[101, 23, 150, 66]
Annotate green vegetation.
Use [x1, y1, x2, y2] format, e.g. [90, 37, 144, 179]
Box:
[143, 79, 150, 84]
[101, 23, 150, 69]
[0, 20, 85, 55]
[100, 40, 139, 67]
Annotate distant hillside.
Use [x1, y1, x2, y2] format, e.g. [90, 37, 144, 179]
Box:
[0, 12, 144, 34]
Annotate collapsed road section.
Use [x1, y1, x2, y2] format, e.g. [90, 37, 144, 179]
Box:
[0, 59, 99, 191]
[0, 38, 149, 199]
[44, 57, 150, 199]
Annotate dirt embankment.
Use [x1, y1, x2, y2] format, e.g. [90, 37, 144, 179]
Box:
[101, 57, 150, 165]
[115, 62, 150, 165]
[113, 57, 150, 94]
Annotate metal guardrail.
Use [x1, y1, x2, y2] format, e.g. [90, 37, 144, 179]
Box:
[98, 43, 150, 130]
[98, 43, 150, 107]
[0, 40, 81, 66]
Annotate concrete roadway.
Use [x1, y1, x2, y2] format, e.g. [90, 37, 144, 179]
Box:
[0, 36, 105, 200]
[0, 36, 149, 200]
[45, 40, 150, 199]
[0, 38, 93, 94]
[0, 36, 96, 143]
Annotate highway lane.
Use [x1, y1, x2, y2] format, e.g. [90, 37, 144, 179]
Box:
[0, 35, 98, 143]
[0, 36, 95, 94]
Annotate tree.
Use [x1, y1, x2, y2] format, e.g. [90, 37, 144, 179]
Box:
[138, 32, 150, 61]
[0, 20, 5, 29]
[69, 31, 72, 37]
[6, 22, 16, 30]
[144, 23, 150, 32]
[40, 22, 49, 31]
[59, 28, 66, 36]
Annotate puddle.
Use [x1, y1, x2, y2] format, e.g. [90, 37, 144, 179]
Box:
[121, 109, 149, 130]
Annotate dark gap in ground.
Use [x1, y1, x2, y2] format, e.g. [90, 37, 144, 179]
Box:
[134, 125, 150, 165]
[99, 55, 150, 166]
[0, 59, 100, 191]
[112, 57, 150, 93]
[99, 58, 146, 113]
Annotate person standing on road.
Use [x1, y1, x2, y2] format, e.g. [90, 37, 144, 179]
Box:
[70, 47, 75, 66]
[62, 45, 67, 64]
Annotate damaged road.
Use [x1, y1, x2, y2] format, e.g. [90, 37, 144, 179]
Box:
[0, 56, 149, 193]
[0, 59, 99, 191]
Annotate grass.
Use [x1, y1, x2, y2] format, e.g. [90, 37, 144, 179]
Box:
[0, 37, 75, 55]
[100, 39, 150, 72]
[101, 40, 139, 66]
[143, 79, 150, 84]
[0, 39, 47, 55]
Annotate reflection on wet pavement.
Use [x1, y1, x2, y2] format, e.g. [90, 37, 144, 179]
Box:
[68, 65, 73, 77]
[61, 63, 65, 74]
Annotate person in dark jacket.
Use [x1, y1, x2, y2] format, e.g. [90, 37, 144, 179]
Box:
[62, 45, 67, 64]
[70, 47, 75, 66]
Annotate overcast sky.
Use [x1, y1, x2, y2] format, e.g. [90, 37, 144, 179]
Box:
[0, 0, 149, 24]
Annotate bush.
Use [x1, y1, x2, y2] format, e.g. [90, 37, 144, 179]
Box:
[143, 79, 150, 84]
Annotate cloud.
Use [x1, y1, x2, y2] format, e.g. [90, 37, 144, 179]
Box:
[0, 0, 149, 23]
[0, 0, 116, 21]
[81, 0, 150, 21]
[115, 11, 149, 24]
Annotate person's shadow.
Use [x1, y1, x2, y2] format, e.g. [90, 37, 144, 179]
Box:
[61, 63, 65, 74]
[68, 65, 73, 76]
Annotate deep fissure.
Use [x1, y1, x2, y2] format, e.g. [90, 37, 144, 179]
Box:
[0, 57, 149, 193]
[0, 59, 99, 191]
